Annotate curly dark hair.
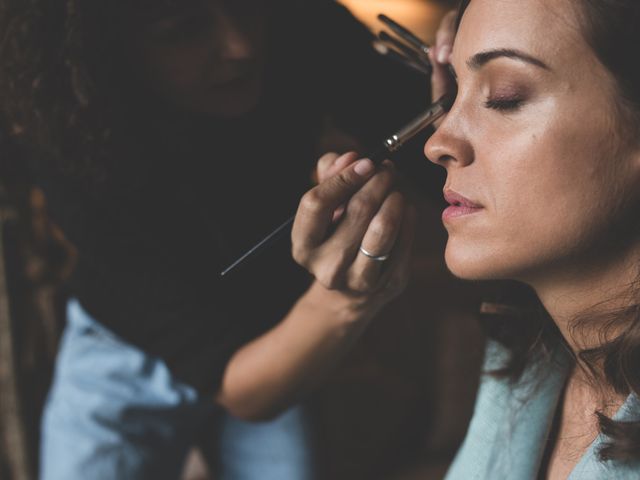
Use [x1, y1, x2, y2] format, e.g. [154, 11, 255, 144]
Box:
[1, 1, 102, 175]
[0, 0, 185, 189]
[456, 0, 640, 463]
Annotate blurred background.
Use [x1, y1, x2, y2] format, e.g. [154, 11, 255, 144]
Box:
[339, 0, 452, 44]
[0, 1, 485, 479]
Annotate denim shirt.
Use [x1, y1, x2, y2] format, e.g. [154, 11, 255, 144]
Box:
[446, 341, 640, 480]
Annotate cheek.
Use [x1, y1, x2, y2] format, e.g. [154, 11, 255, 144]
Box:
[132, 41, 210, 96]
[445, 108, 631, 280]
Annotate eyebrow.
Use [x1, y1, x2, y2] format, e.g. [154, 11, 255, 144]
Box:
[466, 48, 550, 71]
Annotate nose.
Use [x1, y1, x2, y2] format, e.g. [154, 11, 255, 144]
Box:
[424, 108, 473, 170]
[214, 8, 254, 60]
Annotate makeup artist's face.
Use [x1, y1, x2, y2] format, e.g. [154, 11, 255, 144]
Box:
[125, 0, 267, 117]
[424, 0, 640, 283]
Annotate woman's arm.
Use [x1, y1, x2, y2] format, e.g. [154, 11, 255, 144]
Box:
[215, 152, 415, 421]
[215, 282, 377, 421]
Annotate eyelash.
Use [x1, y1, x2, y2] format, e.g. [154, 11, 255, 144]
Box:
[484, 97, 525, 111]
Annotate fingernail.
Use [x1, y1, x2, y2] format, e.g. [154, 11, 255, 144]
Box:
[334, 152, 353, 169]
[438, 45, 451, 64]
[354, 158, 374, 176]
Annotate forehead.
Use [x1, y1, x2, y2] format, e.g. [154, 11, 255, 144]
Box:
[455, 0, 589, 69]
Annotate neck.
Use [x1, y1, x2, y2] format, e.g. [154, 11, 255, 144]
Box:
[527, 244, 640, 355]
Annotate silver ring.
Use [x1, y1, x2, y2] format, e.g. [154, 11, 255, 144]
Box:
[358, 245, 390, 262]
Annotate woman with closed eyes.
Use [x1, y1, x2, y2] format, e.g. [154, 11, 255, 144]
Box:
[424, 0, 640, 478]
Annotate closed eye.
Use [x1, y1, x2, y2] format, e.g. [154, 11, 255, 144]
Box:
[484, 97, 524, 111]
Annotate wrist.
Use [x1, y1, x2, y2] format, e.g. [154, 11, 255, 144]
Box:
[301, 281, 380, 325]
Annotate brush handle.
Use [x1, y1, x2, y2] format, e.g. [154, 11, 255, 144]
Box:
[369, 145, 392, 166]
[220, 215, 296, 277]
[380, 46, 431, 75]
[218, 93, 457, 277]
[378, 31, 431, 69]
[378, 14, 430, 55]
[220, 144, 393, 277]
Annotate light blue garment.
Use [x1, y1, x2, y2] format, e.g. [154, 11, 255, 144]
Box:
[40, 299, 314, 480]
[446, 341, 640, 480]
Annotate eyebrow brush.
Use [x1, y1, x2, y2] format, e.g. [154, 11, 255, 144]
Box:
[377, 15, 458, 89]
[378, 30, 431, 70]
[378, 14, 431, 56]
[372, 40, 431, 75]
[219, 92, 456, 277]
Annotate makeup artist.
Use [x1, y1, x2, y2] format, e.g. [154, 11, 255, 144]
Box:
[0, 0, 429, 478]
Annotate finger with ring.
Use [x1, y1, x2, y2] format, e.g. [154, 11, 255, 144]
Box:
[346, 191, 404, 292]
[358, 245, 389, 262]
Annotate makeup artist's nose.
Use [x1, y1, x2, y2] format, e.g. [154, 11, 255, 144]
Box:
[424, 113, 473, 169]
[214, 8, 254, 60]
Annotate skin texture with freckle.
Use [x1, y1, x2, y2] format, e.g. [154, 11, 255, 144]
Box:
[426, 0, 640, 285]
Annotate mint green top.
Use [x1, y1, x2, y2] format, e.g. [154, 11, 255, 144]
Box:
[446, 341, 640, 479]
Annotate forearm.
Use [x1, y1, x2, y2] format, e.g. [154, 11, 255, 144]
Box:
[216, 149, 414, 421]
[215, 281, 379, 421]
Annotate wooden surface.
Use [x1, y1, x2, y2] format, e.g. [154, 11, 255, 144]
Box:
[0, 203, 31, 480]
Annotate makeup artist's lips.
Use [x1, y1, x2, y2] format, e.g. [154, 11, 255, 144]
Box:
[442, 190, 484, 222]
[210, 68, 259, 89]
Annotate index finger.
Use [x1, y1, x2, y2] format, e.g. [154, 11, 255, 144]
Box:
[430, 10, 458, 122]
[435, 10, 457, 56]
[317, 151, 359, 184]
[292, 158, 376, 249]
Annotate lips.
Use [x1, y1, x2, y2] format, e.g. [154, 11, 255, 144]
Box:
[442, 190, 483, 221]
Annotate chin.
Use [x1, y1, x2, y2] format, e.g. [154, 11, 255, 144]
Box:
[181, 77, 263, 118]
[199, 93, 260, 118]
[445, 248, 489, 280]
[444, 241, 521, 281]
[208, 78, 263, 118]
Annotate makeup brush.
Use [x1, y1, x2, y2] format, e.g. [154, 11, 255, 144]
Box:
[378, 14, 431, 56]
[372, 40, 431, 75]
[220, 92, 456, 277]
[378, 30, 431, 70]
[378, 16, 458, 95]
